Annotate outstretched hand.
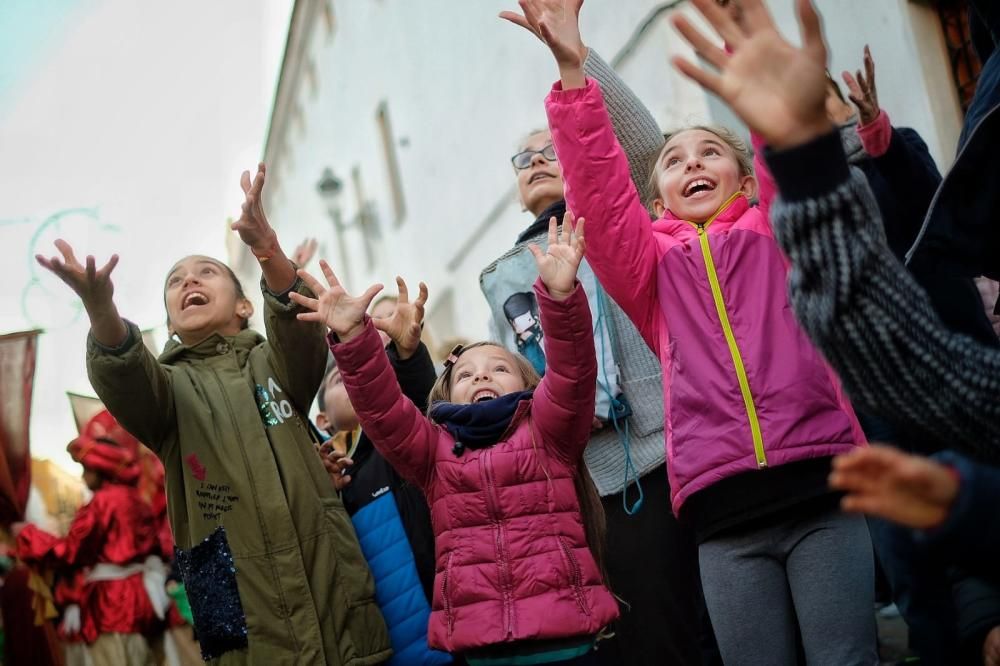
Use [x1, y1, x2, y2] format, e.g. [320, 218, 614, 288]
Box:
[291, 237, 319, 268]
[671, 0, 832, 149]
[501, 0, 587, 87]
[372, 277, 428, 360]
[36, 239, 119, 309]
[289, 260, 383, 342]
[829, 446, 960, 530]
[842, 45, 879, 126]
[528, 211, 586, 300]
[231, 163, 278, 256]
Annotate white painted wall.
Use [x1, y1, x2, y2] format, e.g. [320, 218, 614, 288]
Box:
[254, 0, 962, 348]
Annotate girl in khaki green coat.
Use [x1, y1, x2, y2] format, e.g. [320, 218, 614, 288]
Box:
[37, 163, 391, 666]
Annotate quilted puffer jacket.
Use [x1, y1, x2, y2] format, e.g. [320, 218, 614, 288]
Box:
[546, 79, 867, 514]
[331, 280, 619, 654]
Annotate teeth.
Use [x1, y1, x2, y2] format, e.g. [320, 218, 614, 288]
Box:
[473, 390, 498, 403]
[183, 292, 208, 309]
[685, 179, 714, 196]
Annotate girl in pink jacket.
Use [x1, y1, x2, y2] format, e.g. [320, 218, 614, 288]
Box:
[291, 215, 618, 666]
[510, 1, 878, 664]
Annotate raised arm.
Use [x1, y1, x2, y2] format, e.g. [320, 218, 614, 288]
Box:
[525, 213, 597, 463]
[291, 263, 439, 489]
[35, 241, 176, 450]
[372, 277, 437, 413]
[227, 163, 327, 413]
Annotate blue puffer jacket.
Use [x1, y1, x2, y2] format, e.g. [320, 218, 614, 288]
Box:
[339, 341, 451, 666]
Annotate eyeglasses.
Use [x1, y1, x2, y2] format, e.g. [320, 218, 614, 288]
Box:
[511, 144, 558, 170]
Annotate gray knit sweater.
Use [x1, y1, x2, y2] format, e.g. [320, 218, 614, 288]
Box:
[768, 131, 1000, 463]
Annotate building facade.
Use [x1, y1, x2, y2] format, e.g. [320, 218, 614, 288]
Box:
[235, 0, 967, 351]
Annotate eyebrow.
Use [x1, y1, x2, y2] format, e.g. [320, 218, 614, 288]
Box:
[661, 138, 727, 163]
[166, 259, 222, 281]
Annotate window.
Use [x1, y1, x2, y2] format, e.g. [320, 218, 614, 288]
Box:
[376, 101, 407, 225]
[935, 0, 983, 112]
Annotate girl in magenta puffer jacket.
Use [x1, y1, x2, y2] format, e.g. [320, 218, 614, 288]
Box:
[291, 214, 618, 666]
[506, 2, 879, 664]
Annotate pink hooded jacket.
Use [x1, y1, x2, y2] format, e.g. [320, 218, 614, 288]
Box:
[546, 79, 866, 515]
[330, 280, 619, 654]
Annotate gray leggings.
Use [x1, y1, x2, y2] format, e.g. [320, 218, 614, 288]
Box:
[699, 507, 878, 666]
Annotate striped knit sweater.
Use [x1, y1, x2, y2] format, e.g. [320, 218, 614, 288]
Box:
[767, 131, 1000, 463]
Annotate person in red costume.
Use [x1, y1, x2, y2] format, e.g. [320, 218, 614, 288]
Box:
[14, 410, 168, 665]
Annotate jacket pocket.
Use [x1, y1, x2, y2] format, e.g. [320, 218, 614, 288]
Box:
[557, 537, 591, 616]
[174, 526, 248, 661]
[441, 552, 456, 635]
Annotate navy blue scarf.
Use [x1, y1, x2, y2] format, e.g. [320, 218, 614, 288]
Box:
[430, 390, 534, 456]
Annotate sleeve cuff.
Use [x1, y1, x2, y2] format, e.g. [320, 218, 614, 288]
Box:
[87, 320, 139, 356]
[763, 130, 851, 202]
[546, 77, 599, 105]
[857, 109, 892, 158]
[262, 273, 308, 311]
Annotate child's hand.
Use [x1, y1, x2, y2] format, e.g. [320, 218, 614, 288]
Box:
[319, 440, 353, 491]
[671, 0, 833, 150]
[842, 45, 879, 126]
[501, 0, 586, 88]
[231, 163, 279, 258]
[372, 277, 428, 361]
[528, 211, 586, 301]
[829, 446, 960, 530]
[36, 239, 119, 311]
[290, 260, 383, 342]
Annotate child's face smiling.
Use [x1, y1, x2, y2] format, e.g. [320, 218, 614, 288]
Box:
[449, 346, 526, 405]
[654, 129, 754, 223]
[165, 257, 249, 345]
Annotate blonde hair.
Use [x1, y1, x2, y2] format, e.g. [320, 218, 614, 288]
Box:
[646, 125, 754, 208]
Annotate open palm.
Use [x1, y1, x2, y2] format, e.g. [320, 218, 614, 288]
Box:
[672, 0, 832, 149]
[500, 0, 586, 68]
[290, 260, 383, 341]
[529, 211, 586, 300]
[36, 239, 119, 309]
[372, 277, 428, 359]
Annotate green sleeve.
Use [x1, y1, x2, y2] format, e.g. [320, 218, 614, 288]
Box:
[86, 320, 175, 454]
[260, 275, 328, 416]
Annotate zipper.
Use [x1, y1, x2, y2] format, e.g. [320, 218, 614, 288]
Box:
[482, 449, 515, 638]
[690, 192, 767, 468]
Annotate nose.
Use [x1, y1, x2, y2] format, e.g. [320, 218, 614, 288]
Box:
[181, 273, 201, 288]
[531, 152, 548, 168]
[684, 155, 703, 172]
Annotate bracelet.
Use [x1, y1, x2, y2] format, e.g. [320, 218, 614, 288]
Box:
[251, 242, 278, 263]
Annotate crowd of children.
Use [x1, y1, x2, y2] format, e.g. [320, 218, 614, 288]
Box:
[7, 0, 1000, 664]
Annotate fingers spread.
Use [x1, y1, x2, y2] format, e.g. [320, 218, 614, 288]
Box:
[395, 275, 409, 303]
[671, 55, 724, 98]
[672, 14, 729, 70]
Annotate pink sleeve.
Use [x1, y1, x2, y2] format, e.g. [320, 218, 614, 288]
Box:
[751, 131, 777, 221]
[857, 109, 892, 158]
[545, 78, 663, 355]
[330, 321, 439, 490]
[530, 280, 597, 465]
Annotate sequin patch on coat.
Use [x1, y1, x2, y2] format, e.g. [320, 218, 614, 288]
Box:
[174, 526, 248, 660]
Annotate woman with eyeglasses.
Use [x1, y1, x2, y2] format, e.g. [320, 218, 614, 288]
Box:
[478, 4, 718, 665]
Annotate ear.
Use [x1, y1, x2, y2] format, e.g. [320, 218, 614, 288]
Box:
[739, 174, 758, 202]
[652, 198, 667, 218]
[237, 298, 254, 322]
[315, 412, 331, 434]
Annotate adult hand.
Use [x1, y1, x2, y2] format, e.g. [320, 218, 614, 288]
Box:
[842, 45, 880, 126]
[319, 441, 353, 491]
[290, 260, 383, 342]
[291, 238, 319, 268]
[372, 277, 428, 361]
[528, 211, 586, 301]
[671, 0, 833, 149]
[829, 446, 960, 529]
[501, 0, 587, 87]
[36, 240, 119, 311]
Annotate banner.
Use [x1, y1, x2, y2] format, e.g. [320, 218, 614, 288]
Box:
[0, 329, 42, 524]
[67, 391, 105, 434]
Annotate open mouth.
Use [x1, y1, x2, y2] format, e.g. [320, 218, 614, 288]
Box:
[529, 171, 554, 184]
[472, 389, 499, 403]
[181, 291, 209, 310]
[683, 178, 717, 198]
